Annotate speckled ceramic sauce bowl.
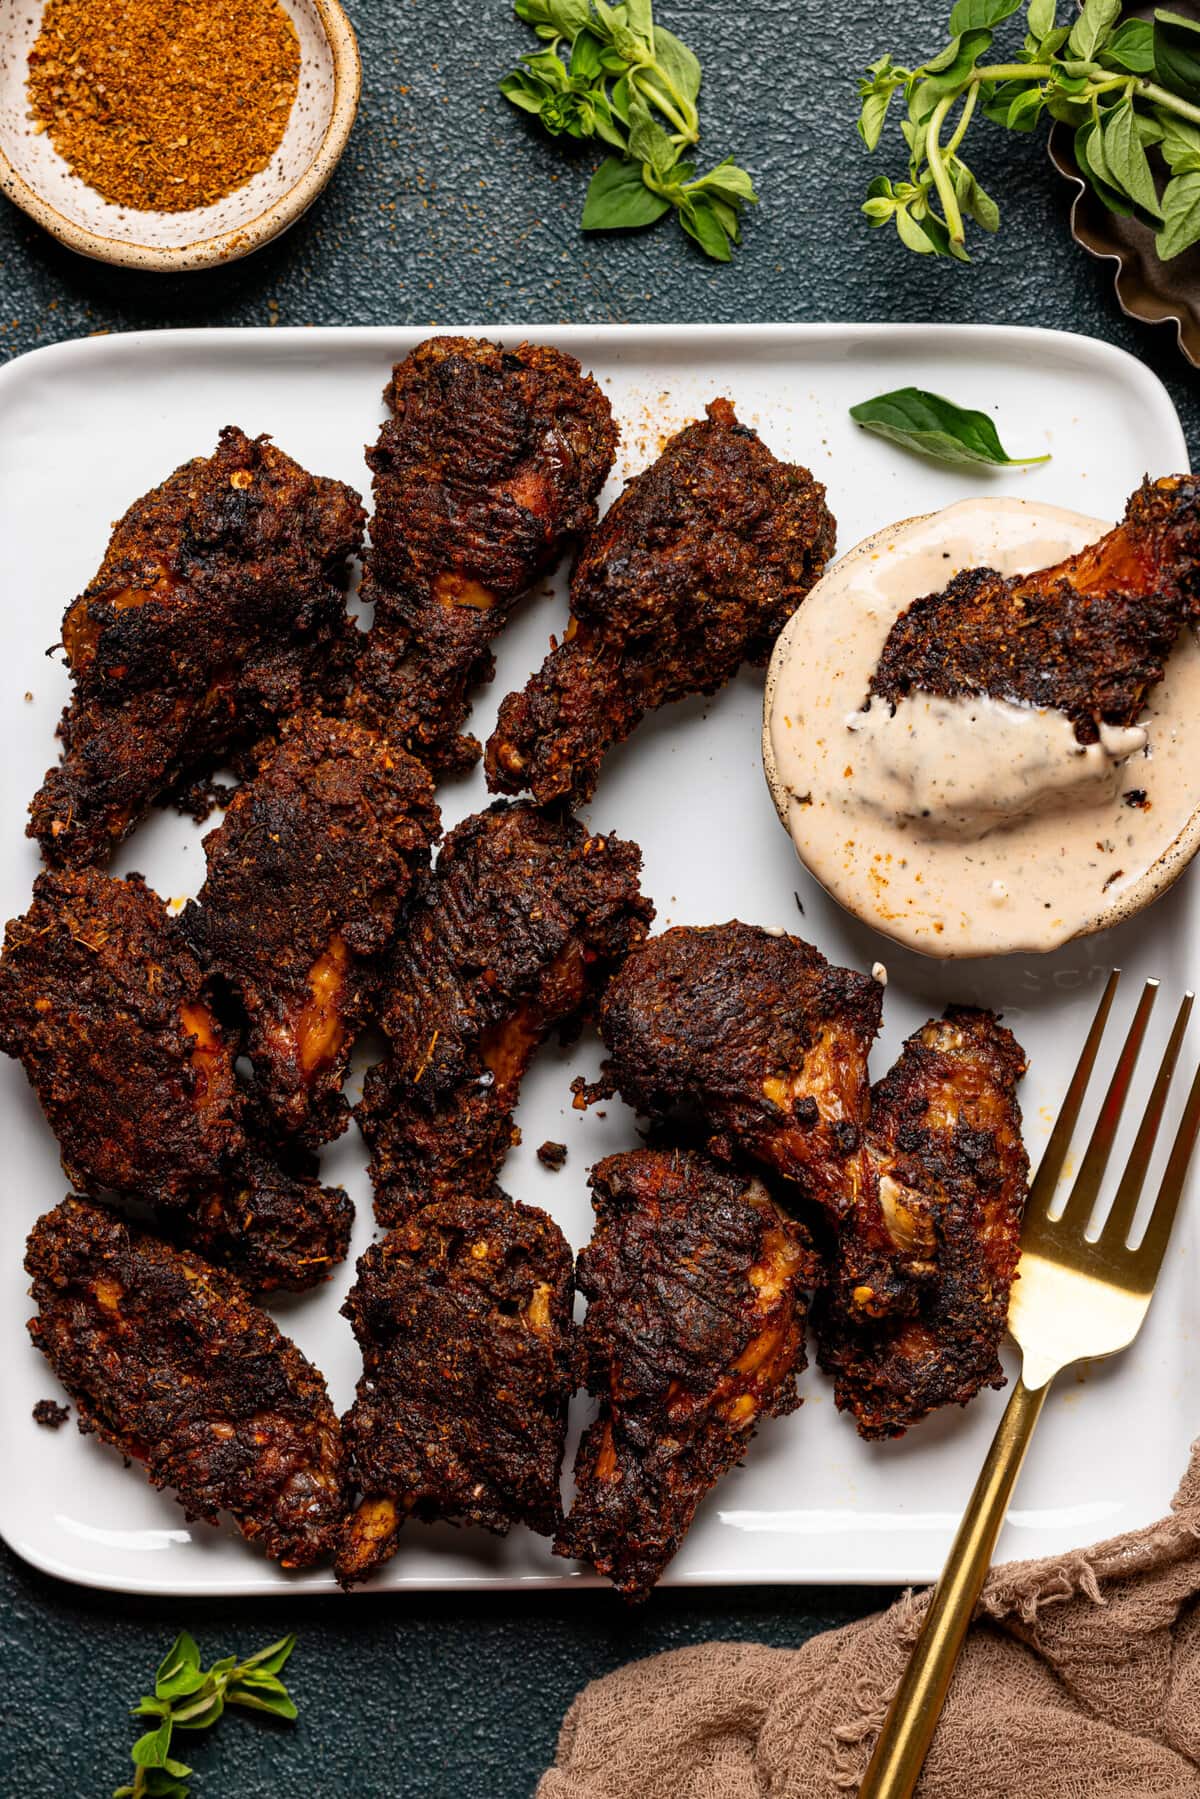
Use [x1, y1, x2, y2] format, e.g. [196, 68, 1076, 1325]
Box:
[0, 0, 360, 271]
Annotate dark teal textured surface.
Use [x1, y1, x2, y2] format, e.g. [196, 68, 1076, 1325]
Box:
[1, 2, 1197, 1794]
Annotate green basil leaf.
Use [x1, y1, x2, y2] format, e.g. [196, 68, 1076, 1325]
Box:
[1037, 24, 1072, 52]
[570, 29, 604, 79]
[679, 196, 732, 260]
[499, 72, 549, 113]
[1101, 97, 1164, 215]
[1099, 18, 1156, 72]
[1137, 111, 1166, 145]
[581, 156, 672, 228]
[609, 73, 632, 122]
[949, 0, 1021, 30]
[624, 0, 654, 48]
[225, 1685, 300, 1722]
[521, 48, 570, 87]
[849, 387, 1051, 466]
[591, 93, 628, 149]
[1027, 0, 1055, 35]
[626, 91, 676, 174]
[549, 0, 593, 35]
[1005, 85, 1045, 129]
[1075, 118, 1135, 214]
[171, 1688, 225, 1732]
[237, 1635, 296, 1676]
[652, 26, 700, 104]
[1068, 0, 1121, 58]
[895, 207, 941, 253]
[980, 76, 1027, 123]
[858, 87, 893, 148]
[922, 28, 993, 92]
[695, 157, 757, 203]
[1155, 8, 1200, 101]
[1156, 167, 1200, 255]
[954, 161, 1001, 229]
[1158, 110, 1200, 170]
[131, 1724, 174, 1771]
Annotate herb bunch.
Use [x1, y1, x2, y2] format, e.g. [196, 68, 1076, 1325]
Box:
[500, 0, 757, 260]
[857, 0, 1200, 263]
[114, 1631, 299, 1799]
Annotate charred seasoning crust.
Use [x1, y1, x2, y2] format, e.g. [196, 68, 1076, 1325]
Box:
[357, 800, 654, 1227]
[336, 1191, 580, 1586]
[29, 427, 365, 868]
[814, 1007, 1030, 1440]
[596, 922, 882, 1214]
[0, 866, 243, 1208]
[485, 397, 836, 807]
[869, 476, 1200, 742]
[557, 1148, 819, 1602]
[181, 714, 439, 1149]
[352, 336, 617, 777]
[25, 1197, 348, 1567]
[178, 1146, 354, 1296]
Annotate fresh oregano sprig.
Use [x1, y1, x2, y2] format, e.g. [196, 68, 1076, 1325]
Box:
[857, 0, 1200, 263]
[113, 1631, 299, 1799]
[500, 0, 757, 260]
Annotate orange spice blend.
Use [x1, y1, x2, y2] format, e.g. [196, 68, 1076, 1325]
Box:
[26, 0, 302, 213]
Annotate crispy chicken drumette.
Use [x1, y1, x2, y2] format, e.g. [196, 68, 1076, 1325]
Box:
[814, 1008, 1029, 1439]
[869, 475, 1200, 741]
[351, 336, 617, 777]
[26, 1198, 348, 1566]
[181, 714, 439, 1149]
[357, 801, 653, 1227]
[557, 1149, 819, 1601]
[590, 922, 882, 1217]
[0, 867, 351, 1293]
[486, 398, 836, 807]
[29, 427, 365, 867]
[336, 1190, 579, 1587]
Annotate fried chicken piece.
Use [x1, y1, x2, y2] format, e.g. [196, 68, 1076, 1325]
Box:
[869, 476, 1200, 742]
[591, 923, 882, 1217]
[351, 336, 617, 777]
[486, 399, 836, 807]
[0, 867, 352, 1292]
[29, 427, 365, 866]
[179, 1147, 354, 1296]
[0, 866, 243, 1208]
[181, 715, 439, 1148]
[26, 1197, 348, 1566]
[358, 801, 653, 1226]
[557, 1149, 818, 1601]
[336, 1190, 579, 1586]
[813, 1008, 1029, 1439]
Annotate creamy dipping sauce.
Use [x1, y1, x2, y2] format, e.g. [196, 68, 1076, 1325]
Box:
[764, 497, 1200, 957]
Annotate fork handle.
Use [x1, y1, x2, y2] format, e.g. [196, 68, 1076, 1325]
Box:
[858, 1373, 1051, 1798]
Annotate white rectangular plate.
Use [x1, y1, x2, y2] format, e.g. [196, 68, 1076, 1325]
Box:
[0, 323, 1193, 1596]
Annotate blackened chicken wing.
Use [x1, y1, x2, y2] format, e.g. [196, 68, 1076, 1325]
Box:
[29, 427, 365, 867]
[182, 714, 439, 1148]
[592, 922, 882, 1217]
[352, 336, 617, 776]
[26, 1198, 348, 1567]
[486, 399, 835, 806]
[357, 801, 653, 1227]
[0, 867, 351, 1293]
[336, 1190, 579, 1586]
[870, 476, 1200, 742]
[557, 1149, 818, 1601]
[814, 1008, 1029, 1439]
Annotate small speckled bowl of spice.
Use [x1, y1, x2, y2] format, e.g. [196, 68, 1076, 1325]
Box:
[0, 0, 359, 272]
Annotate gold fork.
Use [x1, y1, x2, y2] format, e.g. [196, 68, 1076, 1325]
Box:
[859, 968, 1200, 1799]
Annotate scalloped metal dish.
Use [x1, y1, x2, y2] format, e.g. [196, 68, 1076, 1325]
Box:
[1048, 119, 1200, 368]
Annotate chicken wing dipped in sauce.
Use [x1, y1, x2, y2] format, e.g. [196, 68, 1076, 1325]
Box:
[0, 867, 352, 1293]
[29, 427, 365, 867]
[556, 1149, 819, 1601]
[588, 922, 882, 1217]
[181, 715, 439, 1149]
[26, 1198, 348, 1566]
[813, 1008, 1029, 1439]
[357, 801, 653, 1227]
[869, 475, 1200, 739]
[351, 336, 617, 777]
[336, 1189, 579, 1587]
[486, 399, 835, 807]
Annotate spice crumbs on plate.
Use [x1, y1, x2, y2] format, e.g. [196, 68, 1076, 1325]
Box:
[26, 0, 302, 214]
